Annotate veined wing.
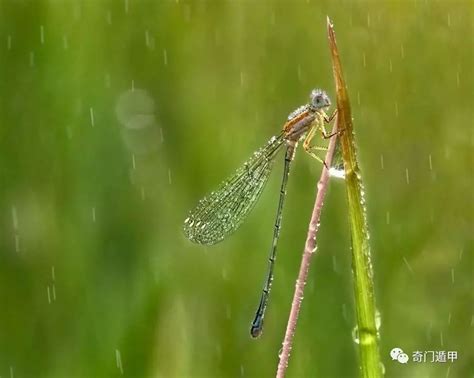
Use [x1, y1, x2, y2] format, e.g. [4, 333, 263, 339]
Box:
[183, 134, 285, 245]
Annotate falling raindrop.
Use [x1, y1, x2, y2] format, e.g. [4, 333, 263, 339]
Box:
[400, 43, 405, 59]
[116, 349, 124, 374]
[221, 268, 227, 280]
[402, 256, 414, 275]
[168, 169, 172, 184]
[386, 211, 390, 225]
[7, 35, 12, 50]
[124, 0, 129, 13]
[40, 25, 44, 44]
[92, 207, 96, 222]
[405, 168, 409, 184]
[389, 58, 393, 73]
[380, 362, 386, 376]
[73, 3, 82, 21]
[11, 205, 18, 230]
[332, 255, 338, 273]
[47, 286, 51, 304]
[29, 51, 35, 67]
[106, 10, 112, 25]
[90, 107, 95, 127]
[341, 303, 348, 322]
[426, 320, 433, 342]
[362, 52, 366, 68]
[380, 154, 384, 170]
[163, 49, 168, 65]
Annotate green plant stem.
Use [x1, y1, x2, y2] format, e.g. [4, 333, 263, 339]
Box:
[327, 17, 381, 378]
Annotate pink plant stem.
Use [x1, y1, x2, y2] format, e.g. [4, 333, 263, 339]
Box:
[276, 119, 339, 378]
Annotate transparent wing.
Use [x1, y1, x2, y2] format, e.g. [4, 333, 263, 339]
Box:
[183, 134, 285, 245]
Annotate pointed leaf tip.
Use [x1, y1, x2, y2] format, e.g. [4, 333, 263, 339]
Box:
[327, 16, 333, 28]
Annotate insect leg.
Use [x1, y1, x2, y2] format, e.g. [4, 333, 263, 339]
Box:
[303, 122, 328, 168]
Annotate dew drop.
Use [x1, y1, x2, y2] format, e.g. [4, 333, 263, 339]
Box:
[352, 326, 360, 344]
[329, 167, 345, 179]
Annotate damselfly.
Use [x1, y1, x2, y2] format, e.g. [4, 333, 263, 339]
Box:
[183, 89, 337, 338]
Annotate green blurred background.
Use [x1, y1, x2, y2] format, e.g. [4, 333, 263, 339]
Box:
[0, 1, 472, 377]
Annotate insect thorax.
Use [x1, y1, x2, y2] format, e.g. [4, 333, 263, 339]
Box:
[287, 104, 311, 121]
